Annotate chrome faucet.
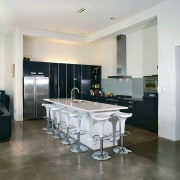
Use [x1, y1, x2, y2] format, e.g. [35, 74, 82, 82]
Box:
[71, 87, 79, 100]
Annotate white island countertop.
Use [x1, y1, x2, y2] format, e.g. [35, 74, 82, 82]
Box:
[43, 98, 128, 113]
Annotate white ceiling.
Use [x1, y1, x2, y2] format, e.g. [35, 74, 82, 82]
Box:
[0, 0, 166, 37]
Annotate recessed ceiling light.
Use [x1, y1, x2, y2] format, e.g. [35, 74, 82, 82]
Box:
[110, 17, 115, 20]
[78, 8, 86, 13]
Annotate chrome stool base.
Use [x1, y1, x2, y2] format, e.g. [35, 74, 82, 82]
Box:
[70, 144, 88, 153]
[46, 130, 54, 135]
[113, 146, 132, 154]
[92, 151, 111, 161]
[52, 132, 66, 139]
[52, 129, 60, 139]
[61, 137, 76, 145]
[42, 127, 48, 131]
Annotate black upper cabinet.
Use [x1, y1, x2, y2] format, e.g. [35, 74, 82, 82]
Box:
[74, 64, 81, 80]
[49, 63, 58, 98]
[82, 65, 91, 80]
[23, 60, 49, 76]
[74, 64, 82, 96]
[49, 63, 66, 98]
[59, 63, 67, 98]
[66, 64, 74, 98]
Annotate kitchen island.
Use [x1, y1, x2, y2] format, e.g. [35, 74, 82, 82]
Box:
[43, 98, 128, 150]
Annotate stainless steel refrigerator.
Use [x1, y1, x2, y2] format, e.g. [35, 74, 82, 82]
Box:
[23, 76, 49, 120]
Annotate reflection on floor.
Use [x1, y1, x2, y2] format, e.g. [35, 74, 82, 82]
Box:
[0, 119, 180, 180]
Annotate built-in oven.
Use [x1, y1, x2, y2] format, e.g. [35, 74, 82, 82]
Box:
[106, 98, 119, 105]
[144, 75, 158, 93]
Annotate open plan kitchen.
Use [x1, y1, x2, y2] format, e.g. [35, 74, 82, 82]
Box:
[1, 0, 180, 179]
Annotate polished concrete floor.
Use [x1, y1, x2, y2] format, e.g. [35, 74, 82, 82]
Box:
[0, 119, 180, 180]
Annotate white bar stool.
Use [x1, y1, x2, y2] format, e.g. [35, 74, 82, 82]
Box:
[60, 108, 76, 145]
[90, 112, 113, 161]
[46, 104, 57, 135]
[69, 111, 88, 153]
[51, 105, 66, 139]
[108, 116, 119, 147]
[41, 103, 53, 131]
[112, 112, 132, 154]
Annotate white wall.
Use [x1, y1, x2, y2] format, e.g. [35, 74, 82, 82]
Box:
[157, 0, 180, 140]
[90, 22, 157, 79]
[91, 38, 116, 79]
[143, 20, 158, 76]
[175, 46, 180, 140]
[126, 29, 143, 77]
[0, 35, 5, 89]
[4, 33, 15, 114]
[23, 37, 94, 65]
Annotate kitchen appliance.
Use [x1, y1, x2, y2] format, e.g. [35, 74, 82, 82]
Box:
[108, 35, 132, 79]
[144, 75, 158, 93]
[23, 76, 49, 120]
[106, 95, 132, 105]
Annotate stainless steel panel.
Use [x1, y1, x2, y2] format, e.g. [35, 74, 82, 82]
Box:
[23, 76, 49, 120]
[35, 77, 49, 118]
[24, 77, 36, 119]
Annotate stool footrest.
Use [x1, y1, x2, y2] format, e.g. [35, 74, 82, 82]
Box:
[70, 129, 87, 135]
[109, 131, 131, 137]
[60, 137, 76, 145]
[93, 135, 110, 141]
[113, 146, 132, 154]
[92, 151, 111, 160]
[70, 144, 88, 153]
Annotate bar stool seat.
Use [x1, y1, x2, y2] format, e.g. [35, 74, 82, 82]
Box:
[112, 112, 132, 154]
[91, 112, 113, 161]
[69, 111, 88, 153]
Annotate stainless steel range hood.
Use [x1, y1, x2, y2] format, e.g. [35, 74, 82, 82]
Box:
[108, 35, 132, 79]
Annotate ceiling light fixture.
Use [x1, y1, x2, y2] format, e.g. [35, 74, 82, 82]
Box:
[78, 8, 86, 13]
[110, 17, 115, 20]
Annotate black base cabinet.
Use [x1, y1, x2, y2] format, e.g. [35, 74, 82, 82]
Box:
[82, 94, 106, 103]
[119, 98, 158, 133]
[143, 96, 158, 133]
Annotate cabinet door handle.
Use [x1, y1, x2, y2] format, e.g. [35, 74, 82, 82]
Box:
[129, 105, 133, 108]
[129, 101, 133, 104]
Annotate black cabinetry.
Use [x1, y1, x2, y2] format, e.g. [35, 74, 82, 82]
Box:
[49, 63, 67, 98]
[82, 65, 91, 79]
[24, 60, 101, 99]
[23, 60, 49, 76]
[119, 97, 158, 133]
[143, 93, 158, 132]
[74, 64, 81, 98]
[49, 63, 58, 98]
[58, 63, 67, 98]
[82, 94, 106, 103]
[118, 99, 134, 124]
[67, 64, 74, 98]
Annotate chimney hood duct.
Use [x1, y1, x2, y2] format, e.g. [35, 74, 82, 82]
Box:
[108, 35, 132, 79]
